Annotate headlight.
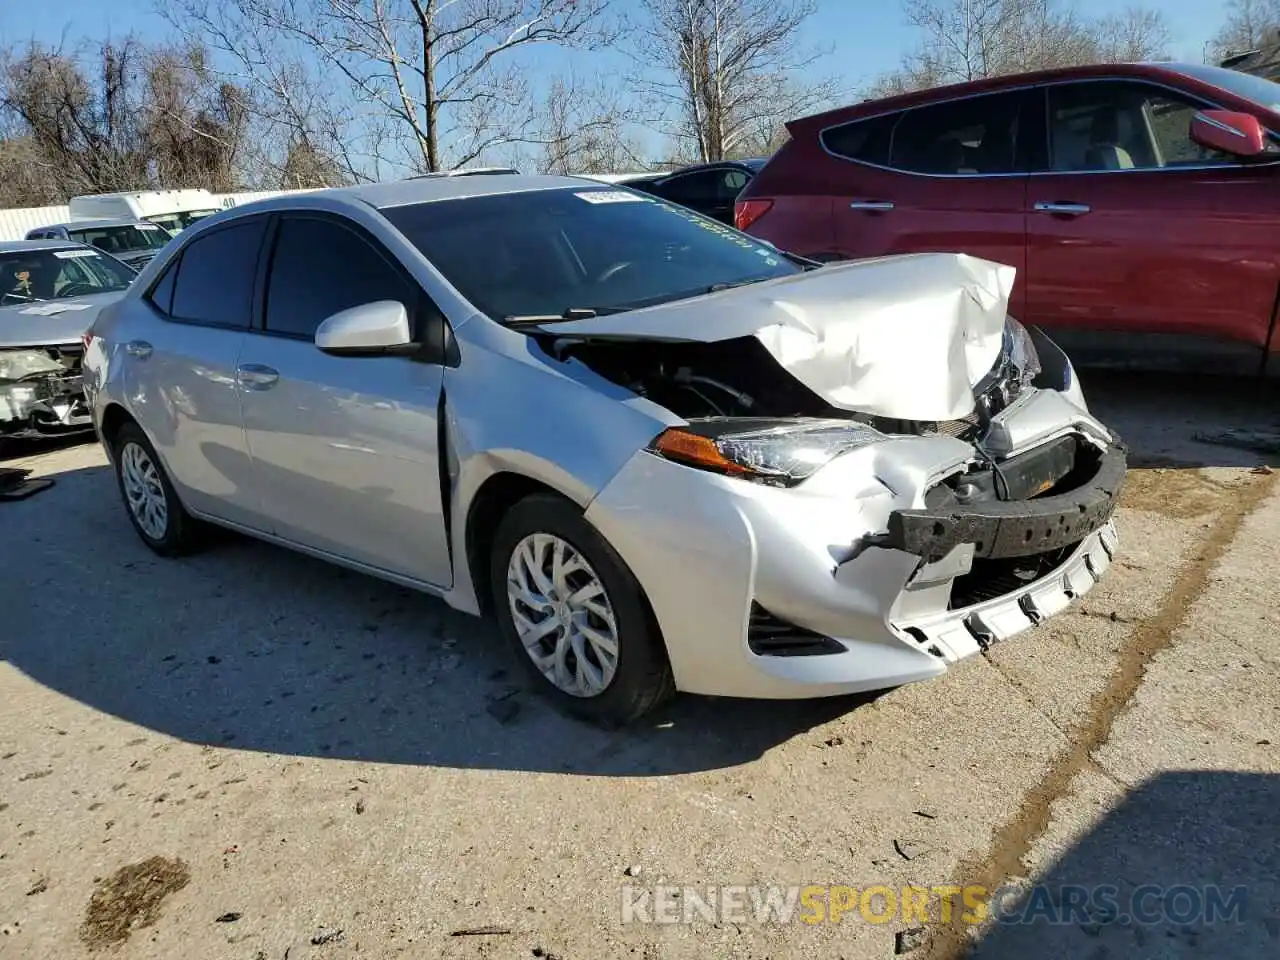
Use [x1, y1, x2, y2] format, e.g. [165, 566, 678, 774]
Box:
[975, 317, 1042, 416]
[1005, 317, 1041, 383]
[649, 418, 885, 486]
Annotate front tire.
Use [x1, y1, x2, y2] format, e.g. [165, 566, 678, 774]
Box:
[112, 422, 202, 556]
[489, 493, 674, 724]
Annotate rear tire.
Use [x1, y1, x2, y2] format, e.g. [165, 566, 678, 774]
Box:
[112, 422, 203, 556]
[489, 493, 675, 725]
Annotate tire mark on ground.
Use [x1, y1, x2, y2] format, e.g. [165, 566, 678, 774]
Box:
[924, 469, 1277, 960]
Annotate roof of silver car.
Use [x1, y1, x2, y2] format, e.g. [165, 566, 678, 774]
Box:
[0, 239, 84, 253]
[31, 217, 157, 231]
[313, 174, 597, 210]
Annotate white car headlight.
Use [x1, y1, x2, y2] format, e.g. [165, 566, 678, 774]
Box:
[1005, 317, 1042, 383]
[650, 418, 885, 486]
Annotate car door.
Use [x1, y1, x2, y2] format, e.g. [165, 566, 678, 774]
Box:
[236, 212, 452, 587]
[827, 89, 1033, 318]
[124, 216, 267, 526]
[1024, 79, 1280, 367]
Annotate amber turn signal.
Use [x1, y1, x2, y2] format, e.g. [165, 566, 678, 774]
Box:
[651, 428, 751, 476]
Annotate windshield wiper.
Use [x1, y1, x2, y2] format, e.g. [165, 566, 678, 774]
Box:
[706, 276, 771, 294]
[503, 307, 621, 326]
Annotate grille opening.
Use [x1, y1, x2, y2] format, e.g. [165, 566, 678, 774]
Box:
[949, 542, 1078, 610]
[748, 603, 845, 657]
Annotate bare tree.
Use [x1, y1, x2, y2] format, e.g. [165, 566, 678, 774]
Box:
[627, 0, 837, 163]
[0, 36, 261, 205]
[163, 0, 611, 175]
[536, 75, 645, 175]
[1210, 0, 1280, 60]
[1094, 6, 1173, 63]
[873, 0, 1172, 95]
[1, 39, 148, 196]
[141, 45, 251, 191]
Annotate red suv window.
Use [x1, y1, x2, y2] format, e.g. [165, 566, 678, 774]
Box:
[820, 90, 1027, 176]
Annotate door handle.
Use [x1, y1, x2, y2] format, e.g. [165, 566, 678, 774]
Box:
[849, 200, 895, 212]
[236, 363, 280, 390]
[1033, 201, 1091, 216]
[124, 340, 152, 359]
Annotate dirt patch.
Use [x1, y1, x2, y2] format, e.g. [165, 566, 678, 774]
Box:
[79, 856, 191, 950]
[1119, 466, 1230, 519]
[924, 469, 1277, 959]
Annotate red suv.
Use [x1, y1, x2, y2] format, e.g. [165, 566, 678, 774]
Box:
[737, 62, 1280, 375]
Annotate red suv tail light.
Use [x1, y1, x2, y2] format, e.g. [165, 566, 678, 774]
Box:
[735, 198, 774, 232]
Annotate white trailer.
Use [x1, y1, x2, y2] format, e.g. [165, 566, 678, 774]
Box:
[0, 205, 73, 241]
[68, 189, 223, 234]
[217, 189, 320, 209]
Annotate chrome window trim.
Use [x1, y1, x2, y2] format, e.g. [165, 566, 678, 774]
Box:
[818, 75, 1280, 179]
[1194, 110, 1246, 139]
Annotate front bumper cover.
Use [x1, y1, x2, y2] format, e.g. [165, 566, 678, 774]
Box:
[886, 440, 1126, 562]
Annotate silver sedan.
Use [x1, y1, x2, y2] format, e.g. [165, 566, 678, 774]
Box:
[82, 175, 1123, 723]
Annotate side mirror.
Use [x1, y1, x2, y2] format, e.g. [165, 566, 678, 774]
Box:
[315, 300, 412, 356]
[1190, 110, 1267, 159]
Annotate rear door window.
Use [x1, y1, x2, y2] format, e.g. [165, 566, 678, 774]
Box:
[657, 171, 721, 206]
[890, 91, 1024, 174]
[262, 216, 416, 339]
[169, 218, 267, 328]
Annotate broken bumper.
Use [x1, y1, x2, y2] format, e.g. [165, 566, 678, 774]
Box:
[584, 392, 1121, 700]
[0, 379, 94, 439]
[897, 522, 1116, 661]
[886, 441, 1126, 561]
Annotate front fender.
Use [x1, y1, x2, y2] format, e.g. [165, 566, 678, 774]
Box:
[438, 320, 679, 613]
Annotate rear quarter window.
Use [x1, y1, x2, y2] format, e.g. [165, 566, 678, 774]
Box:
[147, 259, 178, 314]
[821, 112, 898, 165]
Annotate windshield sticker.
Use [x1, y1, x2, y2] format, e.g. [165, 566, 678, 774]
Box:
[136, 223, 161, 231]
[575, 190, 649, 204]
[19, 302, 94, 315]
[53, 249, 101, 259]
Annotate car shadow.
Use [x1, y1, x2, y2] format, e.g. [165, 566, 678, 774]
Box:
[2, 461, 867, 775]
[0, 432, 96, 464]
[968, 771, 1280, 958]
[1078, 370, 1279, 470]
[1, 371, 1272, 774]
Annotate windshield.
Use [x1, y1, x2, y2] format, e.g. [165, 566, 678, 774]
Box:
[145, 209, 220, 234]
[69, 223, 170, 254]
[0, 248, 135, 305]
[1171, 63, 1280, 113]
[381, 187, 799, 321]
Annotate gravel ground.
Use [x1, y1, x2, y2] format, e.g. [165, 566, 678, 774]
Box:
[0, 371, 1277, 960]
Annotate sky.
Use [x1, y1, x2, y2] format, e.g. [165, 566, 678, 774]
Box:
[0, 0, 1237, 171]
[1, 0, 1232, 90]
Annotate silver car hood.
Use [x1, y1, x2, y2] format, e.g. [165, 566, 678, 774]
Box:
[0, 291, 125, 349]
[547, 252, 1015, 421]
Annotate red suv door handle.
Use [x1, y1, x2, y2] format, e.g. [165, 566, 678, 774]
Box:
[849, 200, 895, 212]
[1034, 201, 1091, 216]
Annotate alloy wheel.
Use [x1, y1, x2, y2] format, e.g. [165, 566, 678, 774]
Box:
[120, 441, 169, 541]
[506, 532, 620, 697]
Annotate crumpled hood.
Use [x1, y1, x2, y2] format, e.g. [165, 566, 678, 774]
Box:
[0, 291, 126, 349]
[546, 252, 1016, 421]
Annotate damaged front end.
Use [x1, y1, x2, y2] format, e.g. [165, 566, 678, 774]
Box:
[559, 254, 1124, 695]
[0, 344, 93, 439]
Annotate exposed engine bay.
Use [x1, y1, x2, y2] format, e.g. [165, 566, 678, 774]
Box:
[548, 315, 1118, 566]
[0, 344, 92, 439]
[554, 327, 1037, 442]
